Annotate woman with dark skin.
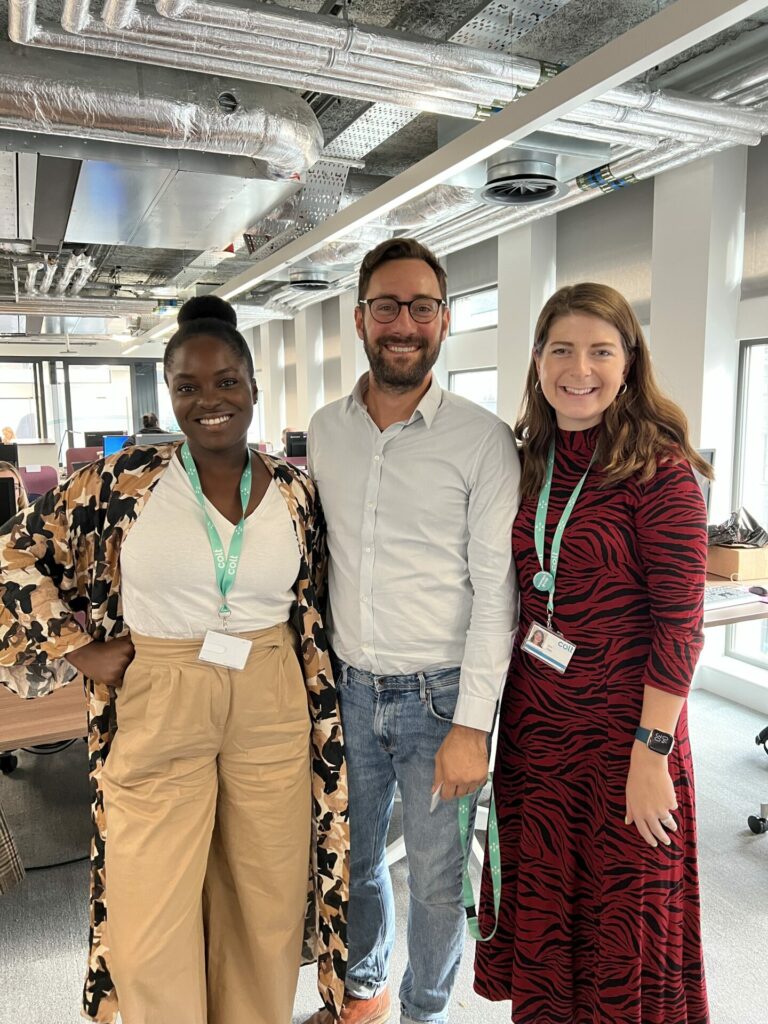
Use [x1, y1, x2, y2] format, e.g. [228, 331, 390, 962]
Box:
[66, 316, 273, 686]
[0, 296, 348, 1024]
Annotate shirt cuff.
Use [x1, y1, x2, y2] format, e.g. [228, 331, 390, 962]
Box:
[452, 692, 497, 732]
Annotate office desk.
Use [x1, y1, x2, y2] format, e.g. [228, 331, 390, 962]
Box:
[704, 576, 768, 629]
[0, 681, 86, 753]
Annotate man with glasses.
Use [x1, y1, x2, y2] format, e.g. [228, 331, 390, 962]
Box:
[304, 238, 519, 1024]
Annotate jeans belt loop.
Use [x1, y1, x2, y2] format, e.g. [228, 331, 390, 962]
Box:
[418, 671, 427, 703]
[340, 662, 348, 686]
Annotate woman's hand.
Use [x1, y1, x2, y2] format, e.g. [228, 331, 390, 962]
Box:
[65, 637, 135, 687]
[625, 743, 678, 847]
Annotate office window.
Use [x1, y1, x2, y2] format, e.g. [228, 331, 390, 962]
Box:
[156, 364, 181, 432]
[69, 364, 133, 437]
[449, 368, 498, 415]
[450, 287, 498, 334]
[0, 361, 40, 439]
[726, 339, 768, 670]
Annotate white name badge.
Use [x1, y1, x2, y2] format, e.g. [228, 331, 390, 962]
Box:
[521, 620, 576, 675]
[198, 630, 252, 671]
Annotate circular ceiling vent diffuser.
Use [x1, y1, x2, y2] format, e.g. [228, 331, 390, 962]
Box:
[480, 152, 568, 206]
[289, 270, 332, 291]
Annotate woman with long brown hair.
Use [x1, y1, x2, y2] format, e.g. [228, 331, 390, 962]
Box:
[474, 282, 711, 1024]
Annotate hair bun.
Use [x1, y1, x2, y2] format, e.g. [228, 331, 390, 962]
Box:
[177, 295, 237, 328]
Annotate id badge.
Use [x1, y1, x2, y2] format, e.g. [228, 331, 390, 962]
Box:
[199, 630, 252, 670]
[521, 620, 576, 675]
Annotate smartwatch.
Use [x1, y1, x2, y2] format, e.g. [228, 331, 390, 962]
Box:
[635, 726, 674, 756]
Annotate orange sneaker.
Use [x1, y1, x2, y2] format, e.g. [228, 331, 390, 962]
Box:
[303, 987, 391, 1024]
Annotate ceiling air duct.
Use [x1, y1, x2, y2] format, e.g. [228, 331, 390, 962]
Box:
[480, 148, 569, 206]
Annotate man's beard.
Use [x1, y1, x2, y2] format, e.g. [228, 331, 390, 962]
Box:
[363, 329, 440, 392]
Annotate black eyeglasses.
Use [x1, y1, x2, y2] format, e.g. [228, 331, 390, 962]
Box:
[359, 296, 446, 324]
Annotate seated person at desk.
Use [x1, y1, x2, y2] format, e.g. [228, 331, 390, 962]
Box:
[0, 295, 348, 1024]
[122, 410, 165, 448]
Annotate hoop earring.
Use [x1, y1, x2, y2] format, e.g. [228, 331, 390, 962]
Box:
[534, 379, 542, 393]
[618, 382, 628, 396]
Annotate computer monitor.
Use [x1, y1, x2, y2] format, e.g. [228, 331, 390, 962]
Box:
[0, 442, 19, 467]
[694, 449, 715, 516]
[102, 434, 130, 457]
[83, 430, 125, 448]
[0, 477, 17, 525]
[139, 432, 185, 446]
[285, 431, 307, 457]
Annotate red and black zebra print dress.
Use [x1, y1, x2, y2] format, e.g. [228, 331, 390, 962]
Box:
[474, 425, 709, 1024]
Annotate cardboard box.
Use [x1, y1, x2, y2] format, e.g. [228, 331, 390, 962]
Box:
[706, 544, 768, 581]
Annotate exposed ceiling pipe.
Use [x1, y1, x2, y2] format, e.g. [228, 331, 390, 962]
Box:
[12, 264, 19, 304]
[89, 0, 525, 112]
[54, 252, 82, 296]
[9, 0, 483, 121]
[0, 40, 322, 178]
[25, 261, 43, 294]
[37, 256, 59, 295]
[69, 255, 97, 296]
[150, 0, 552, 91]
[0, 296, 157, 316]
[10, 0, 768, 138]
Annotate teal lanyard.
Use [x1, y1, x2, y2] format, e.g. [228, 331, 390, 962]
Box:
[180, 443, 252, 627]
[533, 439, 595, 628]
[459, 789, 500, 942]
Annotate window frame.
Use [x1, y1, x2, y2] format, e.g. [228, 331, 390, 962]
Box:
[447, 366, 499, 415]
[448, 285, 499, 336]
[724, 337, 768, 672]
[0, 356, 47, 439]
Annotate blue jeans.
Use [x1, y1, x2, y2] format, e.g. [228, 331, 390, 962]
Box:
[336, 658, 477, 1024]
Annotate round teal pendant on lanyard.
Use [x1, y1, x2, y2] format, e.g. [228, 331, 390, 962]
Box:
[181, 443, 255, 670]
[521, 438, 595, 674]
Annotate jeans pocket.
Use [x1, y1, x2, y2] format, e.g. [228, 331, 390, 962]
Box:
[426, 679, 460, 723]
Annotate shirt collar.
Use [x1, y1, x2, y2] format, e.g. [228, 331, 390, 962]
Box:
[350, 371, 443, 429]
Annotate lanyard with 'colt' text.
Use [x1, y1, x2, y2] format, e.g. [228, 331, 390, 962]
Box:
[180, 442, 252, 629]
[532, 439, 596, 628]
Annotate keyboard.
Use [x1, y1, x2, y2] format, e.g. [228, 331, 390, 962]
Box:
[703, 584, 760, 610]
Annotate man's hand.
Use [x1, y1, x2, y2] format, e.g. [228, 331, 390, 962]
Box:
[433, 724, 489, 802]
[65, 637, 135, 688]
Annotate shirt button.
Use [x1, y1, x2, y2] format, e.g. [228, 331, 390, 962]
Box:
[365, 546, 371, 553]
[361, 596, 368, 603]
[367, 502, 374, 509]
[374, 455, 381, 462]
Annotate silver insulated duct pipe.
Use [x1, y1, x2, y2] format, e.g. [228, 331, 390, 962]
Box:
[0, 41, 323, 178]
[69, 255, 97, 296]
[55, 252, 82, 296]
[25, 261, 43, 295]
[37, 255, 59, 295]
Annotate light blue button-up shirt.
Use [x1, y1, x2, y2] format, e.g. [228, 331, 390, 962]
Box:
[308, 372, 520, 732]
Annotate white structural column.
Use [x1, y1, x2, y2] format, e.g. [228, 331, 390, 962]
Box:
[294, 304, 325, 425]
[650, 147, 748, 521]
[496, 219, 557, 427]
[259, 320, 287, 448]
[339, 290, 368, 395]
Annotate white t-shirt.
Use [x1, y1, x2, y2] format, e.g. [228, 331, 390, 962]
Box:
[120, 455, 300, 638]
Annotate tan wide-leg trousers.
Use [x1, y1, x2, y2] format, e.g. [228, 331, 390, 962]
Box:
[102, 622, 311, 1024]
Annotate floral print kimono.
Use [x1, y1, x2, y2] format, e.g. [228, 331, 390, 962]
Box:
[0, 443, 348, 1022]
